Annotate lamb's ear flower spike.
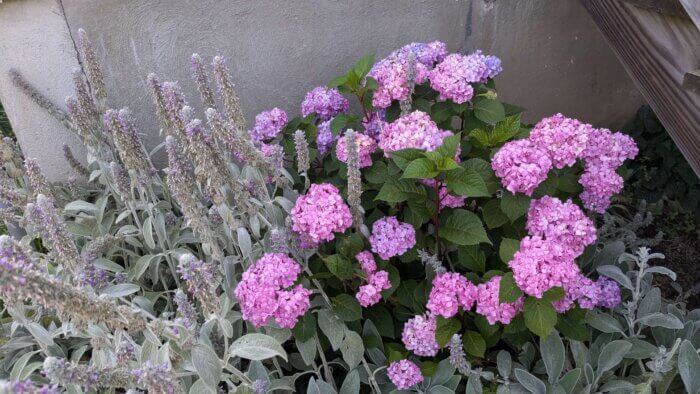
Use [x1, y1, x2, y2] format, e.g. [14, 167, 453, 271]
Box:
[344, 130, 364, 228]
[8, 68, 74, 130]
[109, 161, 132, 202]
[190, 53, 217, 110]
[23, 158, 52, 199]
[76, 28, 106, 102]
[212, 55, 247, 131]
[62, 144, 90, 178]
[294, 129, 310, 174]
[177, 253, 221, 316]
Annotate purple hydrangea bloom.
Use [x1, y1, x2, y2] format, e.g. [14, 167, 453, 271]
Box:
[369, 216, 416, 260]
[596, 276, 622, 309]
[388, 360, 424, 390]
[335, 132, 377, 168]
[476, 276, 524, 325]
[491, 138, 553, 196]
[316, 120, 337, 155]
[429, 50, 502, 103]
[251, 107, 288, 142]
[291, 183, 353, 245]
[526, 196, 597, 255]
[301, 86, 349, 121]
[402, 314, 439, 356]
[427, 272, 478, 318]
[378, 111, 452, 157]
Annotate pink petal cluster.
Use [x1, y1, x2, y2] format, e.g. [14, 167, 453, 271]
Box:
[369, 216, 416, 260]
[335, 132, 377, 168]
[356, 271, 391, 307]
[529, 114, 593, 169]
[378, 111, 452, 156]
[387, 360, 424, 390]
[428, 51, 502, 103]
[492, 114, 637, 211]
[491, 139, 552, 196]
[526, 196, 597, 255]
[250, 107, 287, 142]
[355, 251, 391, 307]
[402, 314, 439, 356]
[596, 276, 622, 309]
[426, 272, 478, 318]
[234, 253, 311, 328]
[508, 236, 581, 299]
[301, 86, 349, 121]
[423, 179, 466, 211]
[475, 276, 524, 325]
[291, 183, 353, 245]
[369, 41, 447, 108]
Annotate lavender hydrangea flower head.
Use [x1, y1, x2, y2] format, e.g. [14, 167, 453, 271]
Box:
[429, 50, 502, 103]
[596, 276, 622, 308]
[234, 253, 311, 328]
[369, 41, 447, 108]
[362, 110, 386, 141]
[301, 86, 349, 121]
[316, 119, 337, 155]
[251, 107, 288, 142]
[579, 165, 624, 213]
[335, 132, 377, 168]
[356, 269, 391, 307]
[526, 196, 597, 255]
[402, 314, 439, 356]
[356, 251, 377, 275]
[291, 183, 353, 245]
[378, 111, 452, 157]
[552, 274, 602, 313]
[369, 216, 416, 260]
[387, 359, 423, 390]
[476, 276, 524, 325]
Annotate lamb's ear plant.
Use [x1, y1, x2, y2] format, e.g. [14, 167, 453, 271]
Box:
[0, 30, 692, 394]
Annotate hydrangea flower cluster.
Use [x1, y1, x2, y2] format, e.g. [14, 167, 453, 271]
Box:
[428, 50, 502, 103]
[291, 183, 353, 245]
[250, 107, 287, 142]
[354, 251, 391, 307]
[525, 196, 597, 255]
[402, 313, 439, 356]
[492, 114, 638, 210]
[335, 132, 377, 168]
[369, 41, 447, 108]
[234, 253, 311, 328]
[361, 110, 386, 141]
[378, 111, 452, 156]
[369, 216, 416, 259]
[426, 272, 478, 318]
[553, 274, 621, 313]
[476, 276, 525, 325]
[491, 139, 552, 196]
[387, 360, 424, 390]
[301, 86, 349, 121]
[510, 196, 596, 298]
[316, 120, 337, 155]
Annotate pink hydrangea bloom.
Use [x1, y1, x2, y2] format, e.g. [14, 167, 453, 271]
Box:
[369, 216, 416, 259]
[422, 179, 466, 211]
[316, 120, 337, 155]
[387, 360, 424, 390]
[429, 51, 502, 103]
[529, 114, 593, 169]
[582, 128, 639, 169]
[335, 132, 377, 168]
[509, 236, 581, 298]
[579, 166, 624, 213]
[301, 86, 349, 121]
[356, 251, 377, 275]
[492, 139, 553, 196]
[234, 253, 311, 328]
[476, 276, 524, 325]
[526, 196, 597, 255]
[250, 108, 287, 142]
[402, 314, 439, 356]
[356, 270, 391, 307]
[427, 272, 478, 318]
[291, 183, 353, 245]
[596, 276, 622, 308]
[369, 42, 447, 108]
[378, 111, 452, 156]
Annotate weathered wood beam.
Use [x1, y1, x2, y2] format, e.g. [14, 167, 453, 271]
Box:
[685, 70, 700, 94]
[621, 0, 690, 18]
[580, 0, 700, 176]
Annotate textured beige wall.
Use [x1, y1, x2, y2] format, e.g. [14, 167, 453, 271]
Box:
[0, 0, 644, 180]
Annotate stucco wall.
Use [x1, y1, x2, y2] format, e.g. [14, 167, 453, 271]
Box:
[0, 0, 644, 180]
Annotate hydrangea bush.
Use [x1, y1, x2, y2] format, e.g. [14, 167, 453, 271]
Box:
[0, 31, 698, 394]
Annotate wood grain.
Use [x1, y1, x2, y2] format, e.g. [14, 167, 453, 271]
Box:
[581, 0, 700, 176]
